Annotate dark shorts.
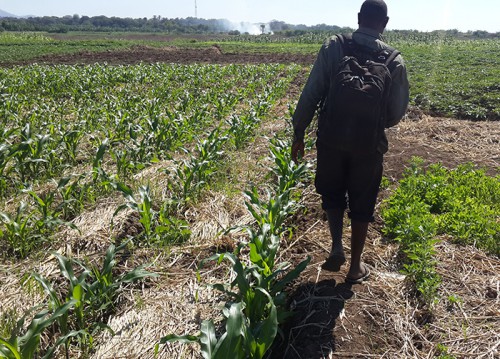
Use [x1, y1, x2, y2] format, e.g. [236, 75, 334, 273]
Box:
[315, 141, 383, 222]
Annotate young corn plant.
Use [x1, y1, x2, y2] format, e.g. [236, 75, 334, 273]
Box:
[226, 112, 260, 150]
[158, 251, 308, 359]
[21, 241, 157, 357]
[155, 203, 191, 245]
[0, 202, 41, 258]
[83, 241, 158, 330]
[91, 137, 109, 185]
[159, 136, 312, 358]
[26, 187, 78, 235]
[113, 182, 192, 246]
[0, 181, 80, 257]
[110, 147, 136, 180]
[55, 175, 89, 221]
[244, 187, 296, 273]
[113, 183, 156, 244]
[11, 123, 51, 184]
[59, 129, 83, 165]
[165, 128, 227, 207]
[0, 301, 81, 359]
[269, 137, 310, 193]
[0, 128, 22, 197]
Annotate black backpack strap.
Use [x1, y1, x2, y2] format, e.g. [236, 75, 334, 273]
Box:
[384, 49, 400, 65]
[376, 47, 400, 72]
[336, 33, 354, 56]
[340, 32, 401, 69]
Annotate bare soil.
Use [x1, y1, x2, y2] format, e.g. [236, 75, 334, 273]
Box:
[8, 44, 316, 67]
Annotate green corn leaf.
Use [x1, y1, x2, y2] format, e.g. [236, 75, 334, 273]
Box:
[72, 283, 83, 302]
[41, 330, 87, 359]
[222, 253, 251, 297]
[0, 338, 21, 359]
[31, 272, 61, 308]
[252, 287, 278, 358]
[213, 302, 246, 359]
[19, 299, 77, 358]
[121, 265, 158, 283]
[249, 243, 264, 266]
[114, 182, 134, 198]
[271, 257, 310, 295]
[156, 333, 199, 346]
[93, 138, 109, 169]
[199, 320, 217, 359]
[101, 243, 117, 276]
[56, 176, 71, 190]
[53, 252, 79, 290]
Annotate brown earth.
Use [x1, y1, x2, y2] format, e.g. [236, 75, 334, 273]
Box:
[7, 44, 316, 67]
[3, 46, 498, 358]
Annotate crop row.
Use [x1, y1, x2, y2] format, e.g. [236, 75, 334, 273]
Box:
[2, 32, 498, 121]
[0, 63, 301, 257]
[0, 62, 304, 357]
[160, 137, 311, 358]
[0, 99, 273, 359]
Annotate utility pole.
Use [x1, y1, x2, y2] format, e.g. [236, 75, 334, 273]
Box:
[195, 0, 198, 18]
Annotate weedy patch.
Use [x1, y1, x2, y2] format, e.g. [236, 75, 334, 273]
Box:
[381, 157, 500, 305]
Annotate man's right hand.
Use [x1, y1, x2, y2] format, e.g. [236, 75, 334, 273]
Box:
[291, 139, 305, 163]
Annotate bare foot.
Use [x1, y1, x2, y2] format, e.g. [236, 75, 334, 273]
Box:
[321, 252, 346, 272]
[346, 263, 370, 284]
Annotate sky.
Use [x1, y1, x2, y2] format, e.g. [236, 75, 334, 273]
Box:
[0, 0, 498, 33]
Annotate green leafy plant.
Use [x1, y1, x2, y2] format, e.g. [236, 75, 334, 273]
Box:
[382, 157, 500, 305]
[157, 250, 308, 359]
[113, 183, 156, 243]
[159, 136, 311, 358]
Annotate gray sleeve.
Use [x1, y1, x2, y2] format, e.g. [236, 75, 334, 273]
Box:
[386, 55, 410, 128]
[292, 40, 333, 141]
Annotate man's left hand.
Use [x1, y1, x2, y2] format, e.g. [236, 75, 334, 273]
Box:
[291, 140, 305, 163]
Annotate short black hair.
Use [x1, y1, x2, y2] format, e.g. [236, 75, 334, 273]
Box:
[359, 0, 388, 22]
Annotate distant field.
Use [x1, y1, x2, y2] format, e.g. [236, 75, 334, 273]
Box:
[0, 31, 498, 120]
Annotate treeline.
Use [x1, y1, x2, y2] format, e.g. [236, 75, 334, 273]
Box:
[0, 14, 498, 39]
[0, 15, 232, 33]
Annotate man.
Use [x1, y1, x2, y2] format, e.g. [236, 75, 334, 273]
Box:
[291, 0, 409, 283]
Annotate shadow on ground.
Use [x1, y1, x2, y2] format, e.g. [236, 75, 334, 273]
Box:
[267, 279, 354, 358]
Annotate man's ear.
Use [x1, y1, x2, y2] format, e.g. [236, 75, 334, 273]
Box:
[383, 16, 389, 29]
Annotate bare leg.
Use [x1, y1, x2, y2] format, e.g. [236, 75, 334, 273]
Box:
[326, 208, 345, 256]
[321, 208, 346, 271]
[346, 220, 369, 281]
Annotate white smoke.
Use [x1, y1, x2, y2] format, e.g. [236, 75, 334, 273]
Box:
[234, 21, 272, 35]
[219, 20, 272, 35]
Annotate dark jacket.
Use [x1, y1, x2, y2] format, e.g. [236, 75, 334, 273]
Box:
[292, 27, 410, 153]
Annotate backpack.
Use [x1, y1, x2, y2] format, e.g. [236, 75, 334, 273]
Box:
[318, 33, 400, 155]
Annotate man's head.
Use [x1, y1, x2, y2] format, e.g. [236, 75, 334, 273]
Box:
[358, 0, 389, 34]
